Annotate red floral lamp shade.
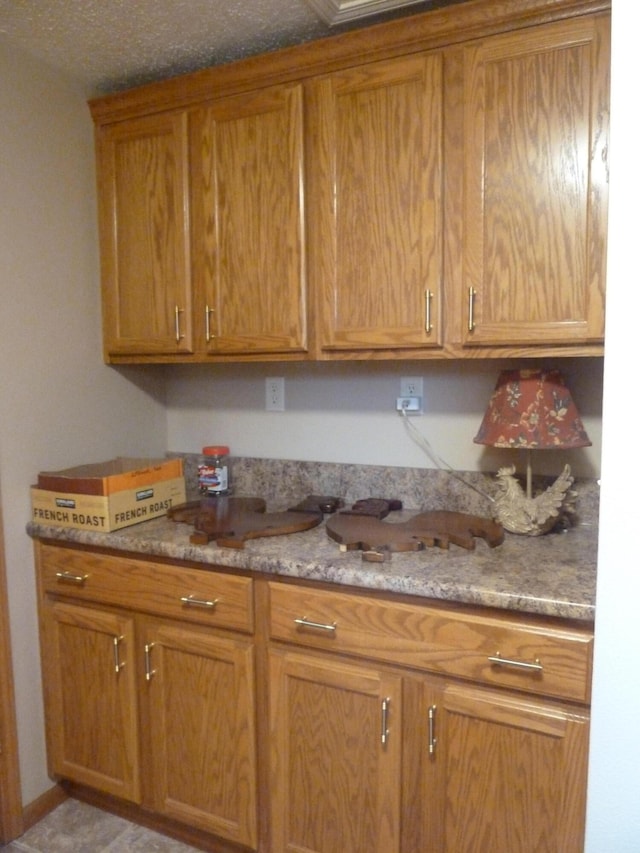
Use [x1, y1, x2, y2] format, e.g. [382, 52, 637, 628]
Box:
[473, 369, 591, 450]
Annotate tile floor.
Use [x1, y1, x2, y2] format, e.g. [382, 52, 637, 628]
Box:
[1, 798, 201, 852]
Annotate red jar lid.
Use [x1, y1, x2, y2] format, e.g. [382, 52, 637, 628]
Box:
[202, 445, 229, 456]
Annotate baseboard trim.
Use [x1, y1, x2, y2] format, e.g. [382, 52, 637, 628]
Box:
[63, 782, 248, 852]
[22, 783, 67, 831]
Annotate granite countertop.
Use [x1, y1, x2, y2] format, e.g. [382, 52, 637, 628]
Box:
[27, 506, 597, 623]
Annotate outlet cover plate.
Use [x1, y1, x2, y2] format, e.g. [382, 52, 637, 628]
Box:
[266, 377, 285, 411]
[400, 376, 424, 398]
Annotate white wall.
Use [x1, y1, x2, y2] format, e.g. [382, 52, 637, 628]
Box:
[0, 44, 167, 804]
[584, 2, 640, 848]
[166, 358, 603, 479]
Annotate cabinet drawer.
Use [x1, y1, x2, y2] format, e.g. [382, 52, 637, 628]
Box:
[268, 582, 592, 703]
[38, 543, 254, 633]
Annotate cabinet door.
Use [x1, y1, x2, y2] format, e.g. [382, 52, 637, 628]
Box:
[191, 83, 307, 356]
[460, 15, 609, 348]
[141, 620, 258, 849]
[41, 600, 140, 802]
[96, 111, 193, 357]
[439, 684, 589, 853]
[269, 647, 402, 853]
[401, 675, 445, 852]
[308, 53, 445, 353]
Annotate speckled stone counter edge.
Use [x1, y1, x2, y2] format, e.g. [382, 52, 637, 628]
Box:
[27, 455, 599, 623]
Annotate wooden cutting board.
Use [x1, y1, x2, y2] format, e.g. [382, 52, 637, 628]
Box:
[168, 495, 342, 548]
[326, 509, 504, 561]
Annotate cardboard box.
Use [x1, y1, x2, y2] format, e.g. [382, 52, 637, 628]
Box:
[31, 477, 186, 532]
[36, 456, 183, 496]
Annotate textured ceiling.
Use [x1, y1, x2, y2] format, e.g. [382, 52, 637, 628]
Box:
[0, 0, 442, 96]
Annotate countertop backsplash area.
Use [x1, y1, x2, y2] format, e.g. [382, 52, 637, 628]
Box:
[171, 452, 600, 531]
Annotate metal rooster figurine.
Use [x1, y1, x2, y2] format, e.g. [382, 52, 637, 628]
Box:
[493, 463, 577, 536]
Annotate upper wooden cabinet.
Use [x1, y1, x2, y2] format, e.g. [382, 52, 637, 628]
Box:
[308, 53, 445, 354]
[90, 0, 610, 363]
[96, 84, 307, 361]
[190, 84, 307, 357]
[453, 15, 610, 350]
[96, 111, 193, 357]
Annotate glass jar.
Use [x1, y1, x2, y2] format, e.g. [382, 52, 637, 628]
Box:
[197, 445, 231, 496]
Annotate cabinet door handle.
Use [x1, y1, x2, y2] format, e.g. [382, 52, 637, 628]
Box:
[428, 704, 437, 755]
[294, 617, 337, 633]
[174, 305, 185, 343]
[113, 635, 125, 674]
[205, 304, 215, 342]
[424, 289, 433, 334]
[55, 571, 88, 585]
[180, 594, 218, 609]
[144, 642, 156, 681]
[488, 652, 543, 673]
[381, 697, 391, 746]
[468, 286, 476, 332]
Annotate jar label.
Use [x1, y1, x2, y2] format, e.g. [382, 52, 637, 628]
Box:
[198, 463, 229, 494]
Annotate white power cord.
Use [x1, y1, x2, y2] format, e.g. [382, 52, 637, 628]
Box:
[399, 407, 494, 504]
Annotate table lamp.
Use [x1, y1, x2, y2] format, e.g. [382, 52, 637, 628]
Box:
[474, 368, 591, 535]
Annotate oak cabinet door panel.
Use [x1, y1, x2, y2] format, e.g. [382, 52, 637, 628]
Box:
[269, 647, 402, 853]
[142, 620, 258, 848]
[191, 83, 307, 355]
[43, 601, 141, 802]
[97, 112, 193, 356]
[309, 53, 445, 352]
[461, 15, 609, 347]
[440, 684, 589, 853]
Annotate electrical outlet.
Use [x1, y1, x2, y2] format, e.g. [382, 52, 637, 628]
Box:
[396, 396, 422, 413]
[266, 377, 285, 411]
[400, 376, 424, 398]
[398, 377, 423, 413]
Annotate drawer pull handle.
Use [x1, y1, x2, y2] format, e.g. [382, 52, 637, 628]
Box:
[468, 286, 476, 332]
[488, 652, 543, 673]
[205, 304, 215, 342]
[113, 635, 125, 674]
[294, 617, 337, 633]
[381, 697, 391, 746]
[425, 289, 433, 334]
[428, 705, 437, 755]
[174, 305, 185, 343]
[180, 595, 218, 609]
[55, 571, 88, 585]
[144, 642, 156, 681]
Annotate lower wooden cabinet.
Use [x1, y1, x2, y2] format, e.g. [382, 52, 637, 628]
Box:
[36, 543, 258, 850]
[35, 542, 592, 853]
[42, 600, 141, 802]
[439, 684, 589, 853]
[139, 618, 257, 846]
[402, 675, 589, 852]
[267, 579, 592, 853]
[269, 647, 402, 853]
[267, 651, 589, 853]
